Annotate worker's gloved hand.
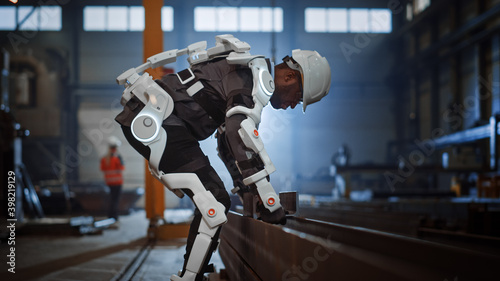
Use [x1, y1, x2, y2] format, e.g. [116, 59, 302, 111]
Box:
[256, 202, 287, 225]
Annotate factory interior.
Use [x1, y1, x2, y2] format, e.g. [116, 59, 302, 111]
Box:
[1, 0, 500, 280]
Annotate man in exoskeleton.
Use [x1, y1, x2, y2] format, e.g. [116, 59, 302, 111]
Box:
[115, 35, 331, 281]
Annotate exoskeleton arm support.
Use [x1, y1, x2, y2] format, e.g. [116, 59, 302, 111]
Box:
[225, 55, 281, 213]
[238, 118, 281, 213]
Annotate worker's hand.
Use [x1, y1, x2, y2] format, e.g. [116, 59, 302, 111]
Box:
[256, 202, 286, 225]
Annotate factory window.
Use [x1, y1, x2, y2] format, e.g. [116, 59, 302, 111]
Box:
[406, 0, 430, 21]
[406, 3, 413, 21]
[161, 6, 174, 31]
[0, 7, 16, 30]
[106, 6, 128, 31]
[194, 7, 283, 32]
[328, 9, 349, 33]
[349, 9, 370, 32]
[370, 9, 392, 33]
[130, 6, 145, 31]
[0, 6, 62, 31]
[83, 6, 173, 32]
[414, 0, 431, 14]
[305, 8, 392, 33]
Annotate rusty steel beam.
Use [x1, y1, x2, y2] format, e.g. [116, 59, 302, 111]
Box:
[219, 211, 499, 281]
[218, 238, 261, 281]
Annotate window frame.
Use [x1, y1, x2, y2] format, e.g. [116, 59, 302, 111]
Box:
[83, 6, 174, 32]
[194, 6, 283, 32]
[305, 7, 392, 34]
[0, 5, 62, 31]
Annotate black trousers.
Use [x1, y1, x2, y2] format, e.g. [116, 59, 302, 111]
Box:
[122, 124, 231, 279]
[107, 184, 122, 220]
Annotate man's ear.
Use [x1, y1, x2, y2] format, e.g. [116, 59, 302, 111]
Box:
[284, 70, 296, 82]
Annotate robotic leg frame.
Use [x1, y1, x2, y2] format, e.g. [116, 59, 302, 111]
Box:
[175, 218, 219, 281]
[159, 173, 227, 281]
[121, 124, 226, 280]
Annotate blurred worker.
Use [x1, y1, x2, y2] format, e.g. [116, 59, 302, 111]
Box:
[332, 144, 351, 167]
[330, 144, 350, 200]
[100, 136, 125, 224]
[115, 35, 331, 281]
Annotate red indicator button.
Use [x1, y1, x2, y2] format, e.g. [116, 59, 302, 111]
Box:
[208, 208, 216, 217]
[267, 198, 275, 206]
[253, 130, 259, 137]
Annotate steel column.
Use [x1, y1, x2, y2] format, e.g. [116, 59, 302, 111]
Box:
[143, 0, 165, 220]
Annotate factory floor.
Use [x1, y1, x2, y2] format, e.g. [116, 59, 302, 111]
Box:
[3, 210, 225, 281]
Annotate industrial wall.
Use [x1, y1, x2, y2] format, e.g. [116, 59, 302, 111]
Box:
[389, 0, 500, 191]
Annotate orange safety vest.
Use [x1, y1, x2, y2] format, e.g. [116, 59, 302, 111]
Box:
[100, 155, 124, 186]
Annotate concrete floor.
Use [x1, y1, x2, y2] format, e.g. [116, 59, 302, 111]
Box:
[1, 210, 225, 281]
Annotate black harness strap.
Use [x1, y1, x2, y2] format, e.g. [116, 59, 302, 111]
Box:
[237, 155, 264, 171]
[176, 67, 227, 124]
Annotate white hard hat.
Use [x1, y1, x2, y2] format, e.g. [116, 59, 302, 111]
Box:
[284, 49, 331, 111]
[108, 136, 121, 148]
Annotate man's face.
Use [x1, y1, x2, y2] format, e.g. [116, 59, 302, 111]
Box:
[270, 70, 303, 110]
